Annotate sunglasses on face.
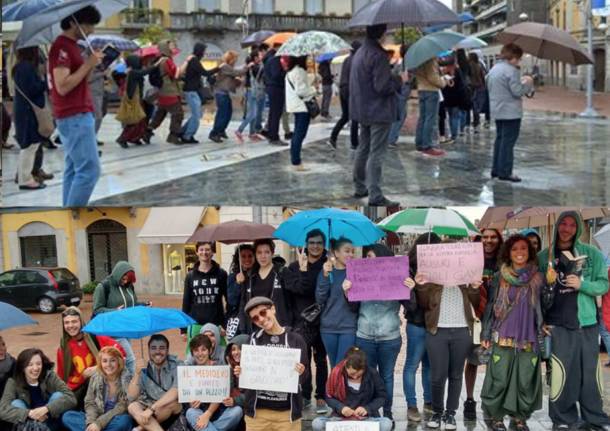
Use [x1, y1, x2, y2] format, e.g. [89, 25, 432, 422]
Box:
[250, 307, 271, 324]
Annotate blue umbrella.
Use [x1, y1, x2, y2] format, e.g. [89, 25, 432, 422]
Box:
[2, 0, 62, 22]
[82, 306, 196, 339]
[85, 35, 139, 51]
[15, 0, 130, 48]
[316, 52, 337, 63]
[405, 30, 467, 70]
[274, 208, 385, 248]
[0, 301, 38, 330]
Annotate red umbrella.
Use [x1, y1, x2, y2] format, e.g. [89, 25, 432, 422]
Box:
[187, 220, 276, 244]
[136, 45, 180, 58]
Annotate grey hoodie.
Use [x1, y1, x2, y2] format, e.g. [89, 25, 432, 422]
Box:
[185, 323, 227, 365]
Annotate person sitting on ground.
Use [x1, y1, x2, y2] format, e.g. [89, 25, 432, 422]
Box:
[234, 296, 308, 431]
[127, 334, 182, 431]
[312, 347, 392, 431]
[57, 306, 125, 409]
[62, 346, 133, 431]
[185, 323, 227, 365]
[0, 335, 16, 429]
[0, 348, 76, 430]
[222, 334, 250, 431]
[185, 334, 243, 431]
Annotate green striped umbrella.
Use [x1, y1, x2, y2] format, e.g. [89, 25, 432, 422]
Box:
[378, 208, 479, 237]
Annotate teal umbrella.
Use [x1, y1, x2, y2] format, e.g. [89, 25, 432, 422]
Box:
[405, 30, 467, 70]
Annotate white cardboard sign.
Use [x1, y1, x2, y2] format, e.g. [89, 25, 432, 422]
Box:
[239, 344, 301, 393]
[177, 365, 231, 403]
[326, 421, 381, 431]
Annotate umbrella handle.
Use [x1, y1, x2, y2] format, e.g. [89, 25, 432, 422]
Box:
[73, 16, 95, 53]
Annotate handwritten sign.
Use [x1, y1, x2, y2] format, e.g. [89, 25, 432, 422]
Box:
[326, 421, 380, 431]
[239, 344, 300, 393]
[346, 256, 410, 301]
[416, 242, 484, 286]
[177, 365, 231, 403]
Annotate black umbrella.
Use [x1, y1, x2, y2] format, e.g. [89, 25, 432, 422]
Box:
[348, 0, 461, 28]
[241, 30, 276, 48]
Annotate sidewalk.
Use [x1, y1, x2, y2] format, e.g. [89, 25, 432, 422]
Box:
[2, 296, 609, 431]
[522, 85, 610, 118]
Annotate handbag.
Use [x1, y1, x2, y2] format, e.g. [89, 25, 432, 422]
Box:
[470, 304, 481, 345]
[287, 76, 320, 120]
[301, 302, 322, 325]
[14, 84, 54, 138]
[12, 420, 51, 431]
[115, 89, 146, 126]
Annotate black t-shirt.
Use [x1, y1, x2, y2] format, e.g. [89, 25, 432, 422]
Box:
[28, 383, 45, 408]
[545, 247, 580, 329]
[251, 272, 276, 299]
[254, 331, 291, 411]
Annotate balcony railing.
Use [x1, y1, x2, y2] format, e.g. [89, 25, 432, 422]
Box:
[474, 0, 507, 22]
[472, 21, 507, 39]
[120, 8, 164, 29]
[170, 11, 353, 34]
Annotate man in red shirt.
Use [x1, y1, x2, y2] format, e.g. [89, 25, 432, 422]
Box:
[48, 6, 103, 206]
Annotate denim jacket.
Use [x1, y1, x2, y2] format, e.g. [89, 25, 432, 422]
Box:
[356, 300, 401, 341]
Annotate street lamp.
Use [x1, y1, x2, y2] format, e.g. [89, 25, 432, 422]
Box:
[576, 0, 602, 118]
[519, 12, 529, 21]
[235, 0, 250, 38]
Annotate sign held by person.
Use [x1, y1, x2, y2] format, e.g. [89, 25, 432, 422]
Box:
[346, 256, 410, 301]
[177, 365, 231, 403]
[416, 242, 484, 286]
[326, 421, 381, 431]
[239, 344, 301, 393]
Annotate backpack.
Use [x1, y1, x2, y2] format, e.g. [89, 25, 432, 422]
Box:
[12, 420, 51, 431]
[91, 281, 111, 319]
[148, 61, 165, 88]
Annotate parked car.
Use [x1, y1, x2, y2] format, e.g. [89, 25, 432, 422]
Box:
[0, 267, 82, 313]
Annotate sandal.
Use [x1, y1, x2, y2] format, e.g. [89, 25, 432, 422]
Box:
[492, 420, 507, 431]
[19, 182, 46, 190]
[514, 420, 529, 431]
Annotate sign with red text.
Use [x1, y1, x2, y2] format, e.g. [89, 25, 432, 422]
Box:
[416, 242, 484, 286]
[346, 256, 410, 301]
[177, 365, 231, 403]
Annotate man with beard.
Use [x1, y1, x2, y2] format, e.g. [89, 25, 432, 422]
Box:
[56, 306, 124, 409]
[128, 334, 182, 431]
[539, 212, 610, 431]
[286, 229, 329, 413]
[464, 228, 503, 420]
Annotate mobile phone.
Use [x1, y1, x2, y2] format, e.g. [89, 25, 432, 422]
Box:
[101, 44, 121, 70]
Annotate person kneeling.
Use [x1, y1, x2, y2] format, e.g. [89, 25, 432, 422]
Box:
[62, 346, 133, 431]
[313, 347, 392, 431]
[186, 334, 243, 431]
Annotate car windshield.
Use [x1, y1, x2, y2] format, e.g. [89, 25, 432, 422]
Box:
[50, 269, 76, 282]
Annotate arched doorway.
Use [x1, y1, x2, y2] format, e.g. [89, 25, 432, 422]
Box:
[87, 220, 128, 283]
[594, 48, 606, 92]
[18, 222, 57, 267]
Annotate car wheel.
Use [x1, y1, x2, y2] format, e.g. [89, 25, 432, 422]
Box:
[37, 296, 57, 313]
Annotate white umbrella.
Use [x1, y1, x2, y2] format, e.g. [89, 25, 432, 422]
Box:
[455, 36, 487, 49]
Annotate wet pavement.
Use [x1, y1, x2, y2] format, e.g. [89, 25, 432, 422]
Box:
[2, 109, 610, 207]
[2, 296, 609, 431]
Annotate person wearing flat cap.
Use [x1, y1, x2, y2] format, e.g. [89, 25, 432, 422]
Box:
[234, 297, 309, 431]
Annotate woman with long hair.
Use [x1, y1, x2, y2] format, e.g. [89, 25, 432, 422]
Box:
[226, 244, 255, 338]
[312, 347, 392, 431]
[12, 46, 51, 189]
[0, 348, 76, 429]
[480, 234, 544, 431]
[62, 346, 133, 431]
[235, 48, 265, 143]
[285, 55, 317, 171]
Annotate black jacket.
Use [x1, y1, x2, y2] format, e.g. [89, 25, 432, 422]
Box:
[263, 49, 285, 89]
[243, 328, 308, 421]
[238, 264, 296, 334]
[441, 68, 469, 109]
[319, 61, 333, 86]
[181, 260, 228, 332]
[325, 366, 386, 418]
[349, 37, 402, 125]
[286, 254, 327, 329]
[183, 57, 218, 92]
[339, 54, 355, 93]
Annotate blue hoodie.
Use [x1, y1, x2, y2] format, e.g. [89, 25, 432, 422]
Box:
[316, 268, 359, 334]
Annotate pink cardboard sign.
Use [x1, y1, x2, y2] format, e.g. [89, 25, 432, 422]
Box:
[346, 256, 410, 301]
[416, 242, 484, 286]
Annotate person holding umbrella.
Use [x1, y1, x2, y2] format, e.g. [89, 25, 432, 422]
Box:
[486, 44, 534, 183]
[48, 5, 103, 206]
[349, 23, 408, 207]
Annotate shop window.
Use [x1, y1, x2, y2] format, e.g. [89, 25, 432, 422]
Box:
[87, 220, 128, 283]
[20, 235, 57, 268]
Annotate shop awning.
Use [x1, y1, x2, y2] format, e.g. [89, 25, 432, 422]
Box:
[137, 207, 206, 244]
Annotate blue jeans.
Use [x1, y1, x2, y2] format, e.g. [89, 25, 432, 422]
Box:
[186, 406, 243, 431]
[56, 112, 100, 206]
[415, 91, 439, 150]
[238, 90, 260, 135]
[116, 338, 136, 375]
[210, 92, 232, 137]
[447, 106, 462, 139]
[254, 93, 266, 133]
[492, 119, 522, 178]
[313, 417, 393, 431]
[403, 323, 432, 407]
[12, 392, 63, 430]
[321, 332, 356, 368]
[388, 84, 410, 145]
[471, 87, 486, 128]
[291, 112, 310, 165]
[62, 411, 132, 431]
[356, 336, 402, 416]
[182, 91, 203, 139]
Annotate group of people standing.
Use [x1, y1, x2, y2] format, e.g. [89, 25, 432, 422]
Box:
[1, 211, 610, 431]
